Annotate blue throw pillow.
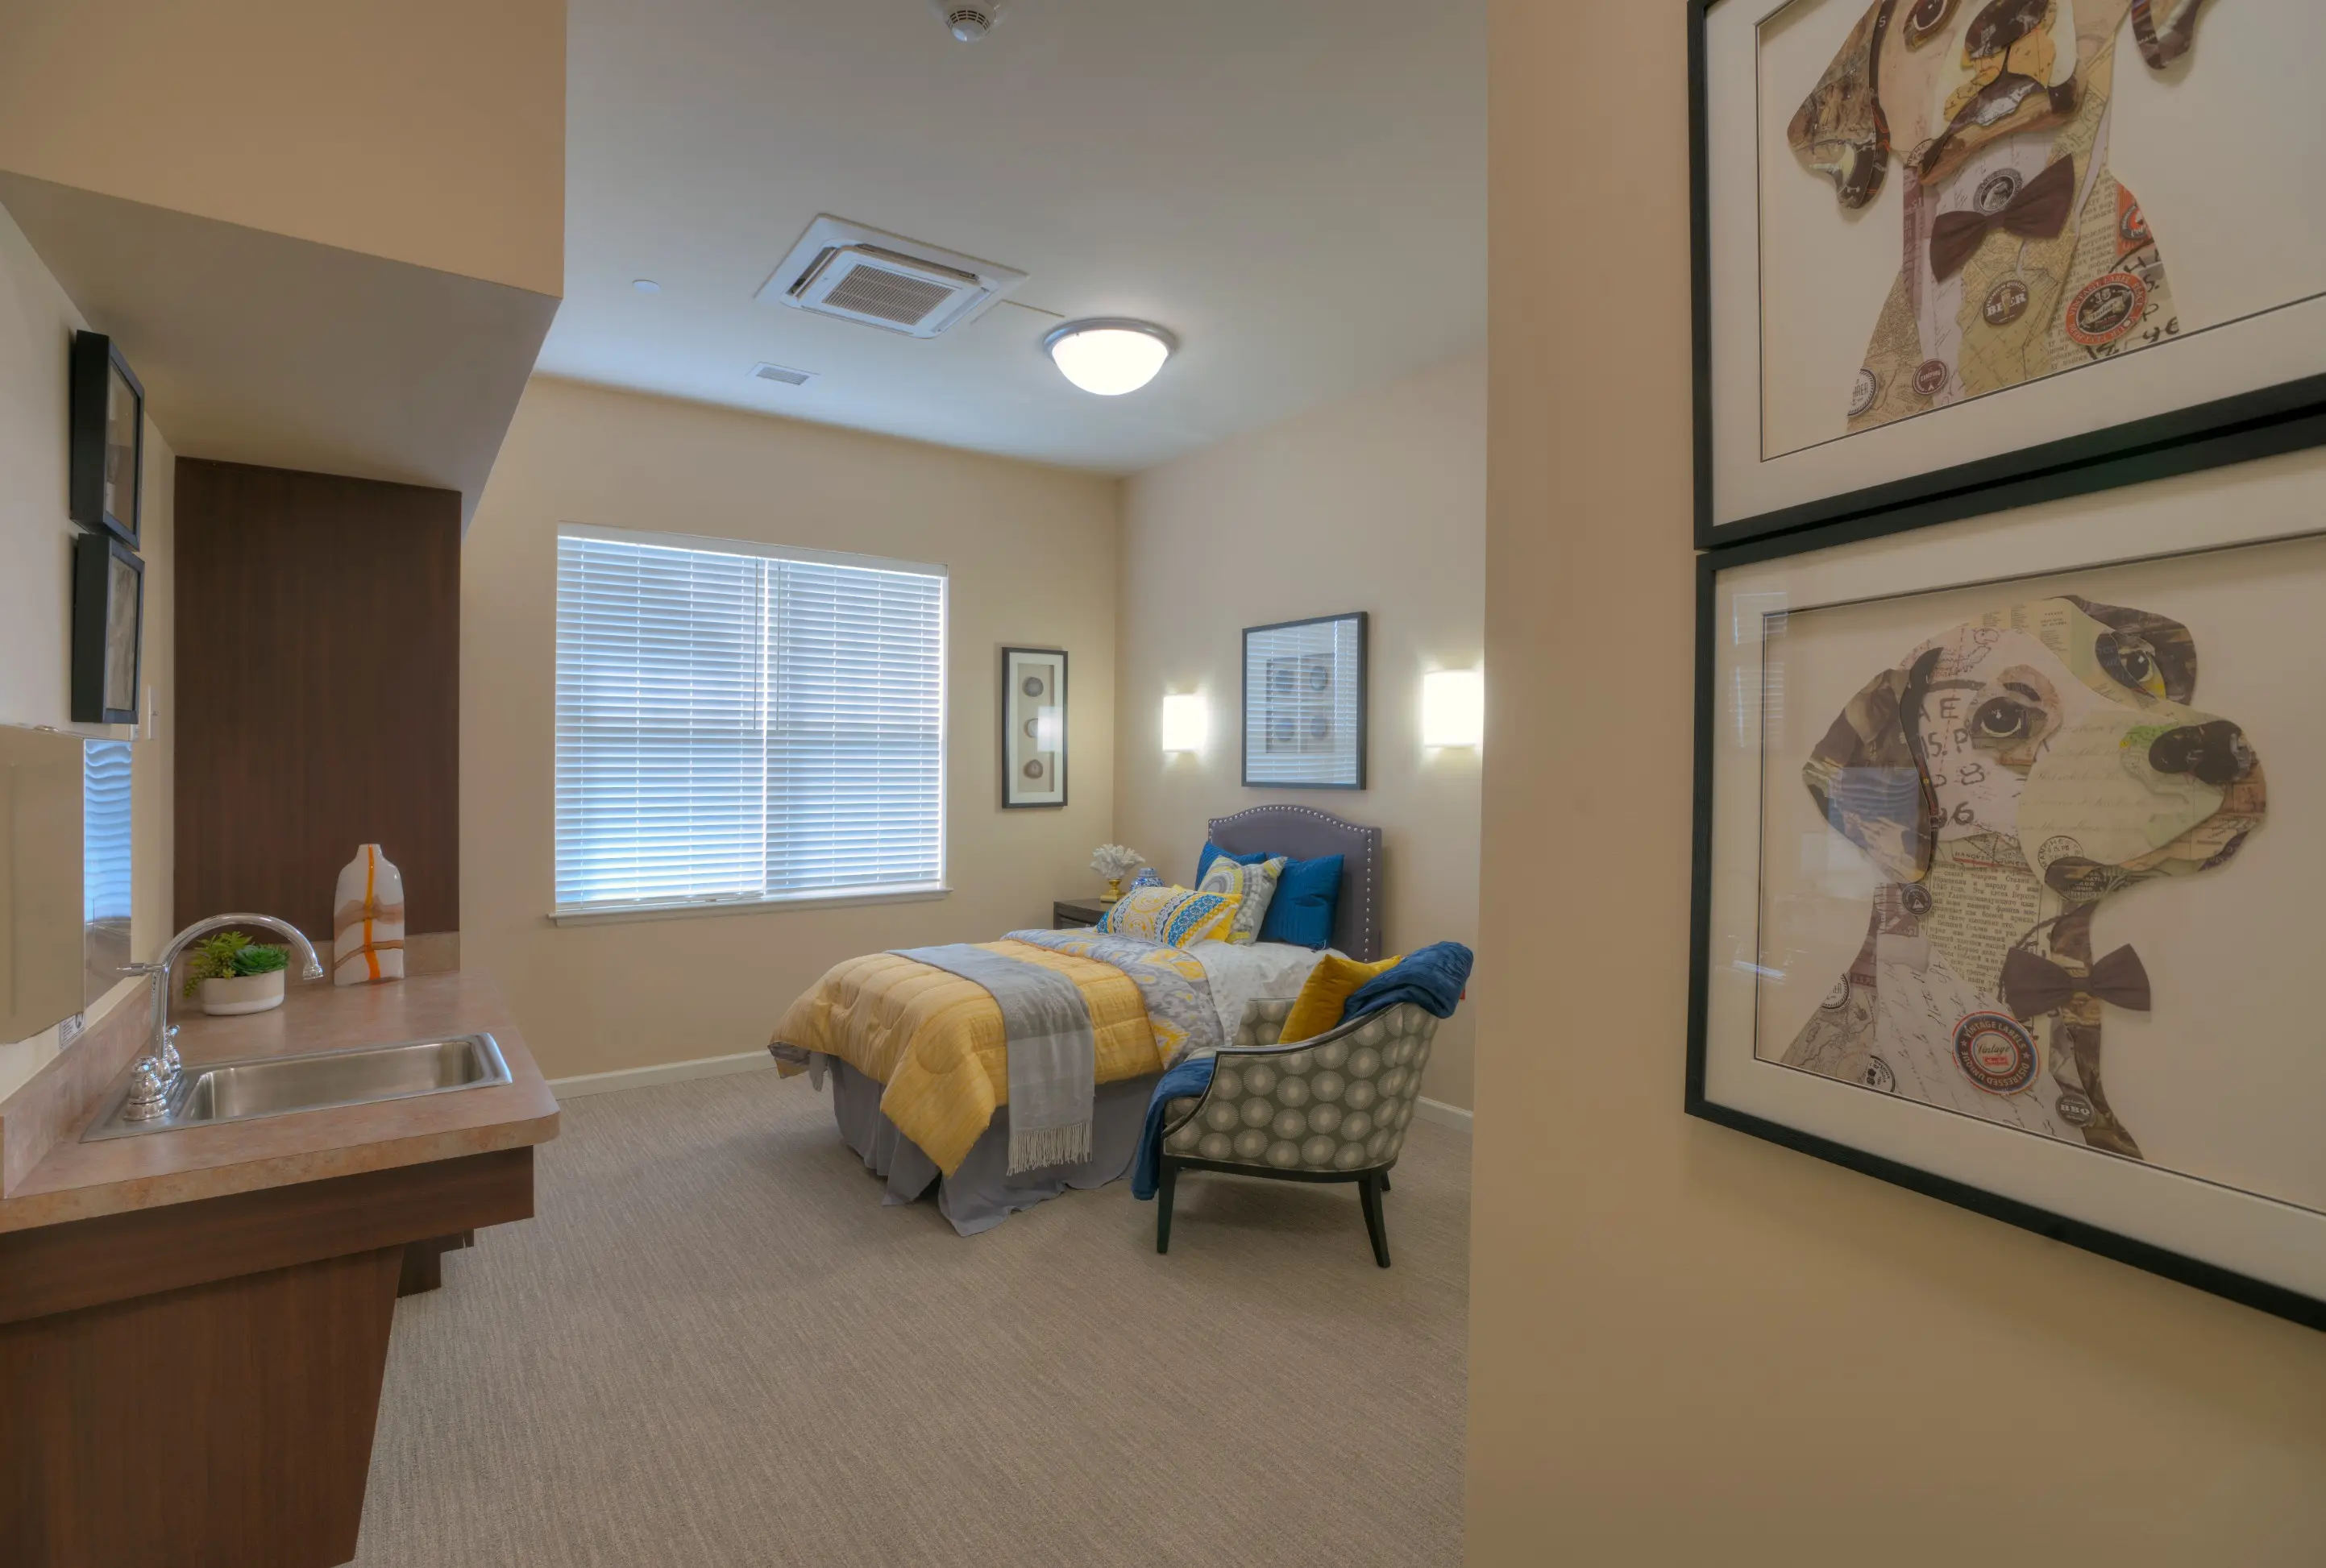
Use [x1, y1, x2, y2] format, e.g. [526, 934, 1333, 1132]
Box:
[1193, 840, 1240, 885]
[1195, 843, 1342, 948]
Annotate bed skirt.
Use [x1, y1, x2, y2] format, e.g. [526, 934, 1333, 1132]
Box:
[816, 1053, 1157, 1236]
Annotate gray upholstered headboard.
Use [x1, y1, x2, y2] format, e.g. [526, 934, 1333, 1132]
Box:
[1207, 805, 1384, 961]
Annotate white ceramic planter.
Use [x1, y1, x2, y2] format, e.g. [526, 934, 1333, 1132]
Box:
[197, 970, 285, 1016]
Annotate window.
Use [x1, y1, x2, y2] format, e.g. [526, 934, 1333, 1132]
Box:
[83, 740, 135, 927]
[555, 527, 946, 915]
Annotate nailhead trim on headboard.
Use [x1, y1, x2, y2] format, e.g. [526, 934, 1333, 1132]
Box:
[1207, 804, 1383, 961]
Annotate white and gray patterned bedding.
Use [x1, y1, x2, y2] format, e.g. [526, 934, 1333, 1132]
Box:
[1003, 927, 1226, 1069]
[1185, 940, 1327, 1055]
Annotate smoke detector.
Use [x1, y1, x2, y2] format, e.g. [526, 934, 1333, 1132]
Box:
[756, 215, 1027, 338]
[932, 0, 1003, 41]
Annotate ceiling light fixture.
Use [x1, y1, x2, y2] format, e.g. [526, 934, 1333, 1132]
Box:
[632, 279, 661, 293]
[1044, 319, 1177, 396]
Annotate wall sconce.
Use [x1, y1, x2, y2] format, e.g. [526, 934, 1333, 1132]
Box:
[1421, 668, 1484, 748]
[1161, 691, 1207, 753]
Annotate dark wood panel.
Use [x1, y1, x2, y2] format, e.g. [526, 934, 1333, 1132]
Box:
[397, 1229, 474, 1296]
[0, 1247, 402, 1568]
[0, 1147, 531, 1325]
[173, 458, 460, 937]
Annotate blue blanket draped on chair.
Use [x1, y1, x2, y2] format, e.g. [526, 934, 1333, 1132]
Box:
[1130, 941, 1474, 1200]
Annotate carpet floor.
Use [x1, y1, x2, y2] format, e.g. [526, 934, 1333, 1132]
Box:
[351, 1066, 1470, 1568]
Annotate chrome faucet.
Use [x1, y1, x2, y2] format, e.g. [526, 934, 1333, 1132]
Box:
[117, 914, 325, 1122]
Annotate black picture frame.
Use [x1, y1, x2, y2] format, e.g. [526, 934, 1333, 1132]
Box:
[999, 645, 1068, 810]
[71, 531, 143, 728]
[69, 331, 143, 550]
[1685, 504, 2326, 1334]
[1241, 612, 1368, 791]
[1688, 0, 2326, 553]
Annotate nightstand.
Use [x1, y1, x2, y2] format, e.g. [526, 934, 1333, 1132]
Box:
[1053, 898, 1111, 930]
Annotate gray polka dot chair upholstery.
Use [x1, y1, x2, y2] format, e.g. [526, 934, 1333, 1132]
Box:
[1155, 996, 1439, 1267]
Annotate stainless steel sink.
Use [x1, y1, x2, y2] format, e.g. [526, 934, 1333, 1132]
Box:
[83, 1032, 512, 1141]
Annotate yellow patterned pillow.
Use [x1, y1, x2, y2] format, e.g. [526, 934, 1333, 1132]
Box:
[1193, 854, 1286, 944]
[1096, 885, 1240, 948]
[1281, 952, 1402, 1043]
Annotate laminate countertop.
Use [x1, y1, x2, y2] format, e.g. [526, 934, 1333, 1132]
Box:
[0, 972, 559, 1234]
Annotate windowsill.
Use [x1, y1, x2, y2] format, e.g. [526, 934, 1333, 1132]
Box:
[547, 885, 951, 927]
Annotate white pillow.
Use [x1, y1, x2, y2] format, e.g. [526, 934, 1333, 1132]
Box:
[1193, 854, 1286, 945]
[1189, 939, 1325, 1047]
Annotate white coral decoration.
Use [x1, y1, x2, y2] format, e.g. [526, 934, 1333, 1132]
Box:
[1090, 844, 1145, 881]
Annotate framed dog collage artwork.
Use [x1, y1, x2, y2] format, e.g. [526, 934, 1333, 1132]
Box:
[1688, 445, 2326, 1327]
[1692, 0, 2326, 547]
[1689, 2, 2326, 1329]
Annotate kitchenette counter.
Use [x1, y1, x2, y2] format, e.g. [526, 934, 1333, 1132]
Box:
[0, 970, 559, 1567]
[0, 970, 559, 1233]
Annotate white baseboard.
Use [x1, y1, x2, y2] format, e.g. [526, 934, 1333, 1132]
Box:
[549, 1049, 775, 1098]
[1414, 1096, 1472, 1134]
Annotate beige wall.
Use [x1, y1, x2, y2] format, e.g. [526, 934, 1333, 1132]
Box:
[1464, 2, 2326, 1563]
[462, 377, 1120, 1081]
[0, 0, 564, 297]
[1115, 354, 1484, 1109]
[0, 199, 174, 1098]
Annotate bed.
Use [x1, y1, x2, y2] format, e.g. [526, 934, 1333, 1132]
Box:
[769, 804, 1384, 1233]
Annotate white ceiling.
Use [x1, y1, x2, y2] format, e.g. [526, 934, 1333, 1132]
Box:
[542, 0, 1485, 475]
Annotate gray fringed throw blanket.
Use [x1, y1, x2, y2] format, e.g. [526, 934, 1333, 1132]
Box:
[891, 944, 1095, 1173]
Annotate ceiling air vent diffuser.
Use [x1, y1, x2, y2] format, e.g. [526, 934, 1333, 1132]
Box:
[757, 216, 1027, 339]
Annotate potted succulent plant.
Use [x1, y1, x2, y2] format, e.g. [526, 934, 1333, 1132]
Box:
[181, 931, 292, 1016]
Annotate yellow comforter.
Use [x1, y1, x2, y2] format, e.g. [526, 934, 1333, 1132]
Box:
[771, 941, 1164, 1175]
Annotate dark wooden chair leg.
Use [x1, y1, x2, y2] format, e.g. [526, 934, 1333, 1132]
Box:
[1380, 1169, 1391, 1193]
[1359, 1170, 1391, 1268]
[1156, 1159, 1180, 1255]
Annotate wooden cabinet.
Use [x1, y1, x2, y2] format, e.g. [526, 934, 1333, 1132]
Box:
[172, 460, 461, 940]
[0, 1150, 531, 1568]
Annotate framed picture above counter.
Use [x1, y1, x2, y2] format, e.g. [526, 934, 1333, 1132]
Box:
[69, 330, 144, 550]
[71, 530, 143, 727]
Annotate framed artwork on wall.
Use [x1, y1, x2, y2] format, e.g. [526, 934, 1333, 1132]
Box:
[69, 331, 143, 549]
[1688, 441, 2326, 1329]
[1243, 612, 1368, 790]
[71, 530, 143, 727]
[1691, 0, 2326, 549]
[1000, 645, 1067, 808]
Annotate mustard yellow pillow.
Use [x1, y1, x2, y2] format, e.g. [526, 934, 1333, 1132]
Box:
[1281, 952, 1402, 1043]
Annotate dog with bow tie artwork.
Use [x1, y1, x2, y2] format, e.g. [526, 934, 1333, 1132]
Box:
[1789, 0, 2214, 435]
[1775, 595, 2265, 1159]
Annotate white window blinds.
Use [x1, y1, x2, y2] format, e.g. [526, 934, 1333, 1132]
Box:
[83, 740, 134, 924]
[555, 529, 946, 912]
